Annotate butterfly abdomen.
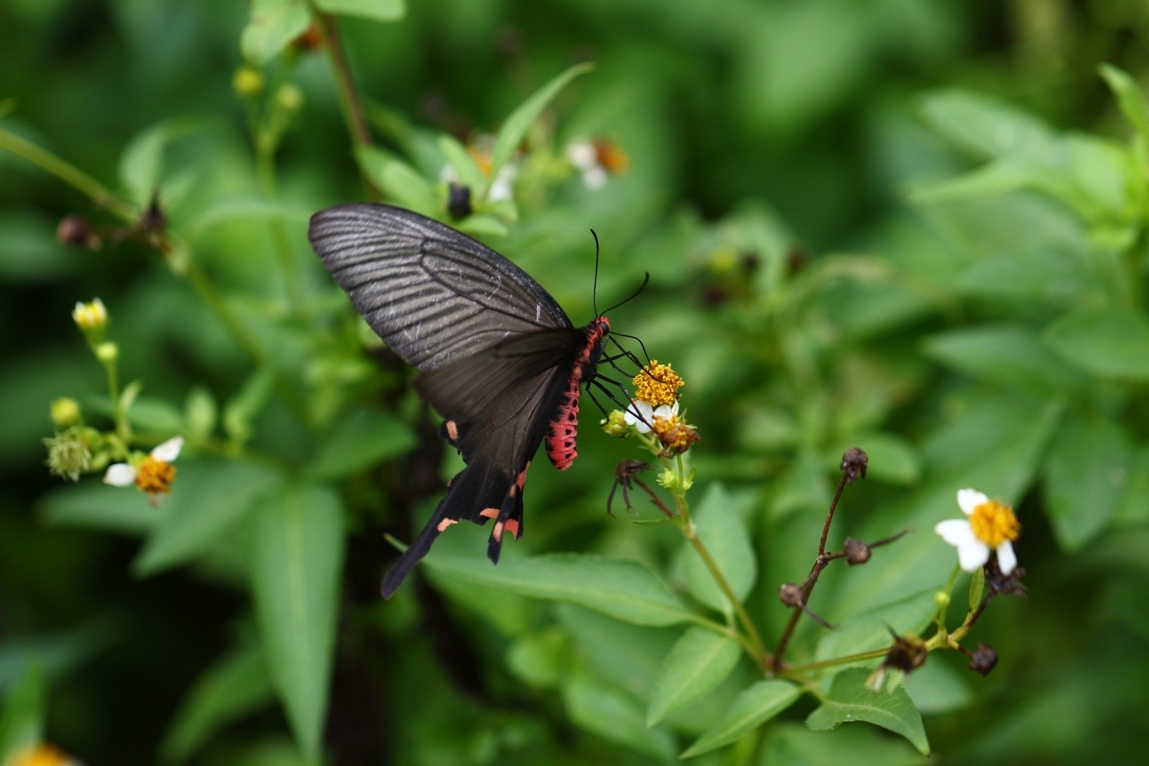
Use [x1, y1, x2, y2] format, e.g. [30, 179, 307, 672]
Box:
[546, 317, 610, 471]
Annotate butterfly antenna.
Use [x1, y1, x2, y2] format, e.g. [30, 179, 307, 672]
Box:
[591, 229, 601, 318]
[601, 272, 650, 317]
[610, 333, 653, 367]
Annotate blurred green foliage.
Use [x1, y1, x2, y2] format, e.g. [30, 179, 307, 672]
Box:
[4, 1, 1149, 764]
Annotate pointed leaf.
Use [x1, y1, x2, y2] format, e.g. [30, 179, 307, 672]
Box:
[134, 460, 284, 576]
[683, 484, 756, 611]
[1099, 64, 1149, 151]
[160, 639, 275, 765]
[437, 133, 486, 192]
[488, 63, 593, 194]
[41, 482, 160, 536]
[250, 484, 344, 761]
[423, 553, 695, 626]
[241, 0, 310, 66]
[681, 680, 801, 757]
[1043, 413, 1132, 550]
[562, 674, 675, 760]
[354, 146, 437, 216]
[1044, 308, 1149, 381]
[806, 668, 930, 756]
[647, 627, 741, 726]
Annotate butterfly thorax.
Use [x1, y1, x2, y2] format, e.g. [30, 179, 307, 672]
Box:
[545, 316, 609, 471]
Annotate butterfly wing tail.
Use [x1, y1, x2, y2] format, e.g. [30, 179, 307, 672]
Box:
[380, 493, 458, 599]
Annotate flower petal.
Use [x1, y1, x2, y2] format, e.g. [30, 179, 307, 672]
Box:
[996, 540, 1017, 575]
[624, 400, 654, 432]
[104, 463, 137, 487]
[956, 539, 990, 572]
[956, 488, 988, 516]
[151, 436, 184, 462]
[935, 519, 976, 547]
[653, 403, 678, 420]
[582, 166, 607, 190]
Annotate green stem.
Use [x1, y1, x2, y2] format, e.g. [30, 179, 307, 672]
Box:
[673, 456, 772, 669]
[310, 7, 380, 200]
[935, 564, 961, 634]
[779, 648, 889, 676]
[0, 127, 137, 221]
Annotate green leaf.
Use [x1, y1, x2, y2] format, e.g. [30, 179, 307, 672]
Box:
[902, 659, 973, 716]
[918, 89, 1054, 161]
[41, 482, 160, 536]
[562, 674, 675, 760]
[134, 460, 285, 576]
[1099, 64, 1149, 151]
[127, 397, 186, 434]
[241, 0, 311, 66]
[120, 122, 185, 206]
[760, 722, 928, 766]
[307, 407, 416, 479]
[647, 626, 741, 726]
[923, 324, 1086, 394]
[0, 661, 43, 763]
[505, 629, 568, 690]
[806, 668, 930, 756]
[249, 484, 344, 761]
[422, 553, 695, 626]
[683, 484, 757, 612]
[160, 638, 275, 765]
[437, 133, 486, 192]
[313, 0, 404, 23]
[968, 567, 985, 611]
[1044, 308, 1149, 381]
[1042, 413, 1132, 550]
[487, 63, 593, 196]
[681, 680, 801, 758]
[185, 387, 218, 441]
[223, 366, 276, 445]
[1114, 447, 1149, 525]
[354, 146, 438, 217]
[453, 214, 510, 239]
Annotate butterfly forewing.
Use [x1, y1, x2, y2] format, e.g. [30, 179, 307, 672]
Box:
[308, 203, 573, 372]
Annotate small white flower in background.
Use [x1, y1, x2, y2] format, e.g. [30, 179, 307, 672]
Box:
[935, 488, 1021, 574]
[488, 163, 518, 202]
[624, 399, 679, 434]
[105, 436, 184, 502]
[565, 137, 629, 190]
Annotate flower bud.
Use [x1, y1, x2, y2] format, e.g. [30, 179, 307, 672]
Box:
[844, 537, 871, 565]
[43, 429, 93, 482]
[95, 341, 119, 364]
[276, 83, 303, 111]
[840, 447, 868, 483]
[57, 215, 100, 249]
[778, 582, 804, 607]
[72, 298, 107, 333]
[233, 66, 265, 97]
[967, 642, 998, 676]
[50, 397, 81, 428]
[601, 410, 629, 437]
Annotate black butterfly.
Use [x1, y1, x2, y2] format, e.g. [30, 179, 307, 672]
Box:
[308, 203, 618, 598]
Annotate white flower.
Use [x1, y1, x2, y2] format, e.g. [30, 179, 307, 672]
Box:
[72, 298, 107, 331]
[488, 163, 517, 202]
[104, 436, 183, 497]
[623, 399, 679, 434]
[935, 488, 1020, 574]
[565, 138, 628, 190]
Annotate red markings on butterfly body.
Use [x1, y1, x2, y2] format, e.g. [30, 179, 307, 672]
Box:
[545, 317, 609, 471]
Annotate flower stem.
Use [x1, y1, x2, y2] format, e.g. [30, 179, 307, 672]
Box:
[310, 7, 380, 200]
[779, 647, 889, 676]
[0, 127, 137, 221]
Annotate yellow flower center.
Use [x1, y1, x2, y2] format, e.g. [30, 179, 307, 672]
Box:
[594, 139, 630, 173]
[632, 360, 684, 407]
[651, 415, 699, 455]
[969, 498, 1020, 548]
[135, 456, 176, 494]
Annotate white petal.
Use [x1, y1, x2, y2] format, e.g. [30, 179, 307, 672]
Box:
[151, 436, 184, 462]
[566, 141, 596, 170]
[624, 400, 654, 433]
[996, 540, 1017, 575]
[956, 488, 988, 516]
[956, 539, 990, 572]
[583, 166, 607, 190]
[488, 178, 513, 202]
[935, 519, 975, 547]
[652, 404, 677, 420]
[104, 463, 137, 487]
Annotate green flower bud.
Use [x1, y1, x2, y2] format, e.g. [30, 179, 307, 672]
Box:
[50, 397, 81, 428]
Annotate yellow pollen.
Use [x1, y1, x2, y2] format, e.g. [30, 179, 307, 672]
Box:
[632, 360, 684, 407]
[468, 147, 493, 178]
[969, 499, 1020, 548]
[135, 456, 176, 494]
